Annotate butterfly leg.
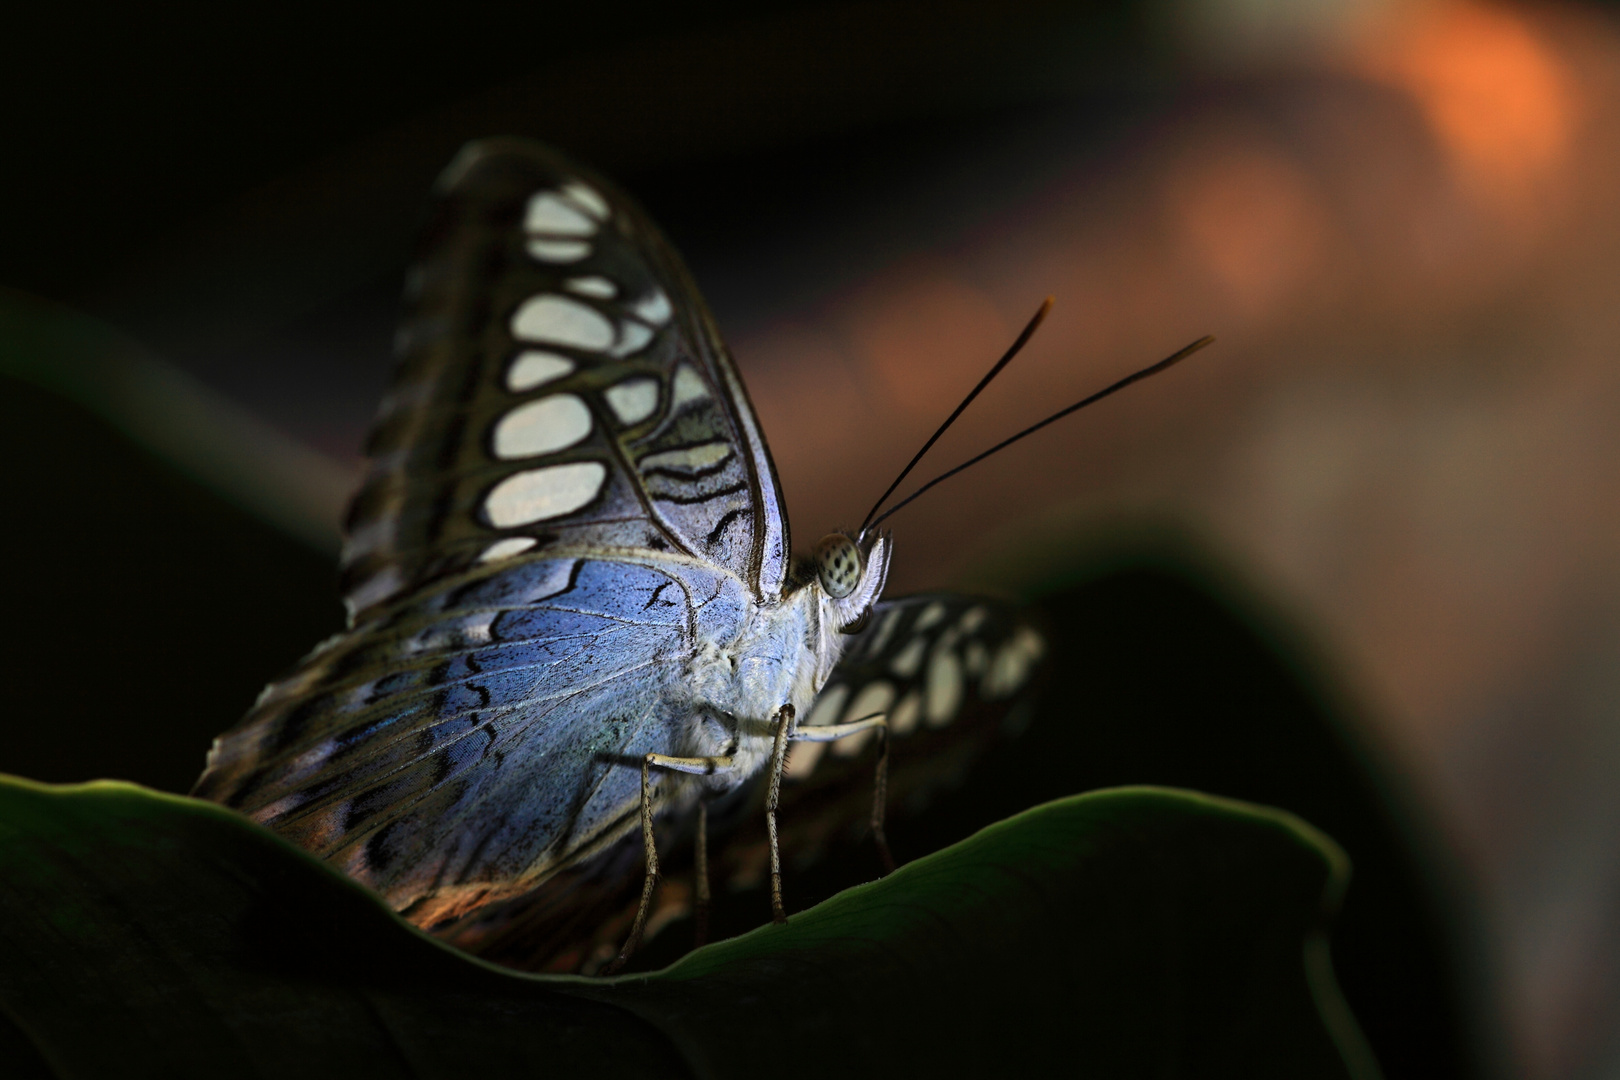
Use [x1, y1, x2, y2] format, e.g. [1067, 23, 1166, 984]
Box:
[788, 710, 894, 872]
[694, 800, 711, 948]
[764, 704, 796, 924]
[872, 725, 895, 874]
[765, 708, 894, 923]
[604, 751, 735, 975]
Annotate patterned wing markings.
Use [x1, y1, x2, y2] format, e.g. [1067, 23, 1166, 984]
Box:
[196, 138, 1007, 975]
[341, 138, 790, 627]
[785, 594, 1047, 783]
[428, 591, 1051, 973]
[195, 556, 750, 929]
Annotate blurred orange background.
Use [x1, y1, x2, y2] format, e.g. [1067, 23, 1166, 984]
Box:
[733, 6, 1620, 1076]
[5, 2, 1620, 1075]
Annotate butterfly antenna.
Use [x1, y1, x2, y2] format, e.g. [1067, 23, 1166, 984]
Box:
[858, 296, 1054, 538]
[865, 335, 1215, 533]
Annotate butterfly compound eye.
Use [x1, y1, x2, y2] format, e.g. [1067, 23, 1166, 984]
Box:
[814, 534, 863, 599]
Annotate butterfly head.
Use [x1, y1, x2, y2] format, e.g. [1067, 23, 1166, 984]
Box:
[812, 530, 891, 634]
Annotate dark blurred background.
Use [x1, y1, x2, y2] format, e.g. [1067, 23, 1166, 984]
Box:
[4, 2, 1620, 1077]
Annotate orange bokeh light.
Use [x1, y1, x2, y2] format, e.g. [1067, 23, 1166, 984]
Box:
[1162, 140, 1330, 319]
[843, 267, 1011, 416]
[1359, 1, 1578, 210]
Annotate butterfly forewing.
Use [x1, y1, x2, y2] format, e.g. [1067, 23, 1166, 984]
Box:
[196, 139, 793, 929]
[341, 138, 790, 625]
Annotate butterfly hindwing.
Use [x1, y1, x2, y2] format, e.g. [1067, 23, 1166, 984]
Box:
[757, 593, 1047, 868]
[792, 593, 1046, 770]
[341, 138, 790, 626]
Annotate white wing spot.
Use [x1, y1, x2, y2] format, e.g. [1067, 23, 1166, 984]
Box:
[958, 606, 988, 634]
[633, 289, 672, 326]
[524, 191, 597, 236]
[914, 601, 947, 631]
[526, 239, 590, 263]
[925, 647, 964, 727]
[890, 691, 922, 736]
[671, 363, 711, 407]
[492, 394, 593, 458]
[561, 180, 610, 220]
[785, 741, 827, 782]
[507, 350, 575, 392]
[564, 275, 617, 299]
[983, 628, 1045, 699]
[804, 684, 848, 728]
[890, 636, 926, 679]
[478, 537, 537, 563]
[832, 681, 894, 758]
[484, 462, 606, 526]
[964, 640, 989, 677]
[1017, 626, 1046, 661]
[612, 320, 654, 357]
[864, 607, 901, 659]
[604, 378, 660, 425]
[511, 294, 614, 351]
[984, 645, 1024, 698]
[640, 441, 732, 474]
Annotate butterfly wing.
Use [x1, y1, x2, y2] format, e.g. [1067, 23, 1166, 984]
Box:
[768, 592, 1048, 857]
[198, 554, 758, 928]
[423, 591, 1050, 973]
[796, 593, 1047, 761]
[195, 138, 786, 927]
[342, 137, 791, 623]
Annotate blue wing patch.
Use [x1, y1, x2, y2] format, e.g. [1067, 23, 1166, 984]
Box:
[197, 556, 745, 928]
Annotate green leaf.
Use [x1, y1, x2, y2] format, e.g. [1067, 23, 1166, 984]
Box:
[0, 776, 1376, 1078]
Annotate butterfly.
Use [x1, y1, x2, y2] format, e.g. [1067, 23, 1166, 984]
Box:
[192, 137, 1185, 973]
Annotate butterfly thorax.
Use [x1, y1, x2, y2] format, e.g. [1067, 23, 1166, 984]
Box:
[677, 532, 891, 788]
